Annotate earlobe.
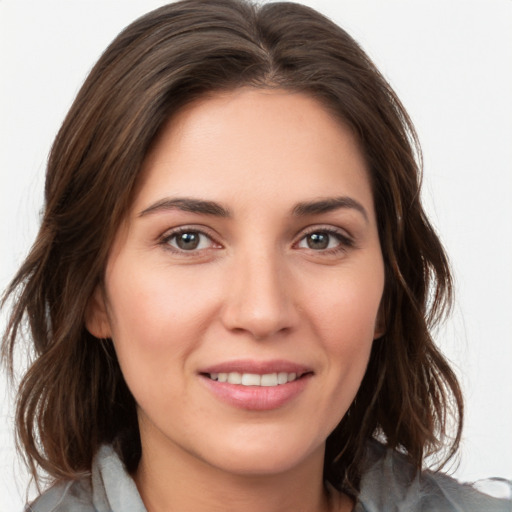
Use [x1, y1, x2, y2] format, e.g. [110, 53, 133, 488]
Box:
[373, 324, 385, 340]
[85, 285, 112, 339]
[373, 303, 386, 340]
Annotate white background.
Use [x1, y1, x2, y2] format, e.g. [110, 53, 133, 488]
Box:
[1, 0, 511, 509]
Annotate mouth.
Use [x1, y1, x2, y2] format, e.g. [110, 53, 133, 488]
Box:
[203, 371, 307, 387]
[198, 360, 313, 410]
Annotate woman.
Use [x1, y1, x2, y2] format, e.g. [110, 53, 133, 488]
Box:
[1, 0, 510, 510]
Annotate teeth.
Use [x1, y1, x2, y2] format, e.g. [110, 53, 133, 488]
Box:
[277, 372, 288, 385]
[261, 373, 277, 386]
[208, 371, 300, 386]
[227, 372, 242, 384]
[242, 373, 261, 386]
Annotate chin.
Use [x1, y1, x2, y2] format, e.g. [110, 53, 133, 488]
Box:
[194, 428, 326, 477]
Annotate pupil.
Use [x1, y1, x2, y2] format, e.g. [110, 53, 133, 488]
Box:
[177, 232, 199, 250]
[307, 232, 329, 250]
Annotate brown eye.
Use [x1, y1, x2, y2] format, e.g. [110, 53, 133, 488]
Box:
[165, 230, 214, 251]
[298, 231, 344, 251]
[175, 232, 200, 250]
[306, 232, 330, 250]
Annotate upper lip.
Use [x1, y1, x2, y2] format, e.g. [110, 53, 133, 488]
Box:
[199, 359, 312, 376]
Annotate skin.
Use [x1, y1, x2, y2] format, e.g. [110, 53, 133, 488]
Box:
[87, 88, 385, 512]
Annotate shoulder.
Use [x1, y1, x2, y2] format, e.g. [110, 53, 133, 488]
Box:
[26, 445, 146, 512]
[357, 441, 512, 512]
[25, 479, 94, 512]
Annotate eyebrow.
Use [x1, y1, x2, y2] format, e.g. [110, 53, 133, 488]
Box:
[138, 197, 231, 218]
[138, 195, 368, 222]
[292, 196, 368, 222]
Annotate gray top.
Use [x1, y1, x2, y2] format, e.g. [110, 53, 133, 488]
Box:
[26, 443, 512, 512]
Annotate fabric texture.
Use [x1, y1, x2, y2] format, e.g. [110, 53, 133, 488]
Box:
[26, 442, 512, 512]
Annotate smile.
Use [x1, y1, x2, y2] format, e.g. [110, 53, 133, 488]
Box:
[207, 372, 300, 386]
[199, 362, 312, 410]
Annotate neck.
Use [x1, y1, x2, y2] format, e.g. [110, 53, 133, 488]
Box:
[134, 432, 351, 512]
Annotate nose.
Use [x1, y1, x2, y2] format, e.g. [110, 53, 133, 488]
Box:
[220, 250, 298, 340]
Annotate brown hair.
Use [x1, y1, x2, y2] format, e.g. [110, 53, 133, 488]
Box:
[2, 0, 462, 494]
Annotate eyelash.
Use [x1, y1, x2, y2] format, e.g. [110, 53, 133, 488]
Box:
[160, 226, 220, 255]
[295, 226, 355, 255]
[159, 225, 355, 255]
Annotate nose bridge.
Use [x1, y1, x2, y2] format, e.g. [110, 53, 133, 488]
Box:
[222, 244, 295, 339]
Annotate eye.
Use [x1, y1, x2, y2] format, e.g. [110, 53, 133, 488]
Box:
[163, 229, 216, 252]
[296, 229, 353, 252]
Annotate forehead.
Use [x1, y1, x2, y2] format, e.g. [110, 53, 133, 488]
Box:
[134, 88, 374, 219]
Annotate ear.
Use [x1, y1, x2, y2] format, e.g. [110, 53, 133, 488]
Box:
[85, 285, 112, 339]
[373, 301, 386, 340]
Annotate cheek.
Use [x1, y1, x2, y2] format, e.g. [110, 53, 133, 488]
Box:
[306, 265, 384, 344]
[107, 263, 218, 348]
[303, 260, 384, 415]
[104, 262, 224, 401]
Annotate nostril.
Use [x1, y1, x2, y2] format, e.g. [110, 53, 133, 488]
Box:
[220, 263, 299, 338]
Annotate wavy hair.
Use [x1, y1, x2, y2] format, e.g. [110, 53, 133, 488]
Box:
[2, 0, 462, 494]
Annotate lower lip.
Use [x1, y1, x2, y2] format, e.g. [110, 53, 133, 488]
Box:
[200, 375, 311, 411]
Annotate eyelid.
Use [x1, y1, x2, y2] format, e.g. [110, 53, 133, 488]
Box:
[294, 224, 355, 252]
[157, 223, 355, 256]
[159, 225, 223, 253]
[298, 224, 354, 242]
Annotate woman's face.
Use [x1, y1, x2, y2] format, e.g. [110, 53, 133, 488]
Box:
[87, 88, 385, 477]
